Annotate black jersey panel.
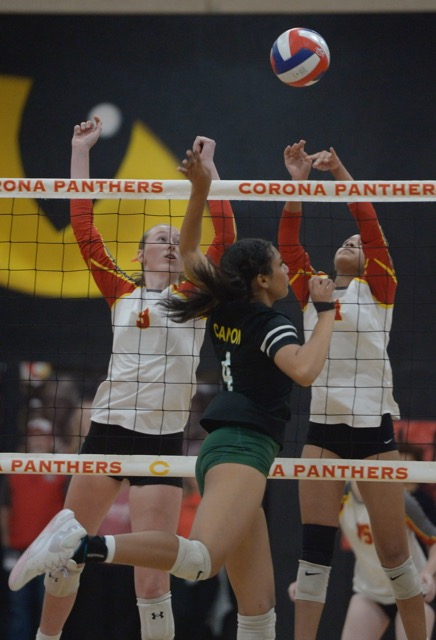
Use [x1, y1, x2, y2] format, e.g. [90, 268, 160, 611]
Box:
[202, 302, 301, 446]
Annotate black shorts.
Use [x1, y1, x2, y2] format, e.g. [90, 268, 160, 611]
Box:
[306, 414, 398, 459]
[80, 422, 183, 487]
[377, 602, 397, 622]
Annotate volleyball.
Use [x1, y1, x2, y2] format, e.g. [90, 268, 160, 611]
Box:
[270, 27, 330, 88]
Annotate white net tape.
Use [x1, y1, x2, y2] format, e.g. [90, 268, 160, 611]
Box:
[0, 454, 434, 483]
[1, 178, 436, 201]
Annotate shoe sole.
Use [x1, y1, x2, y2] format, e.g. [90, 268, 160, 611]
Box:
[8, 509, 74, 591]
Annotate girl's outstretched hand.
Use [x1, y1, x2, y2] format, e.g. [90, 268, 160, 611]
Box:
[309, 146, 341, 172]
[178, 149, 212, 192]
[71, 116, 102, 150]
[284, 139, 312, 181]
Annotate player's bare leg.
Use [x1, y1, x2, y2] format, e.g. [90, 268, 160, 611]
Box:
[359, 451, 427, 640]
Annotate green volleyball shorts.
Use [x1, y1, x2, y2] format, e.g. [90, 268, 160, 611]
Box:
[195, 426, 280, 495]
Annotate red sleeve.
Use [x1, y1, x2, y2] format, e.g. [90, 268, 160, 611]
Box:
[177, 200, 236, 295]
[278, 207, 316, 309]
[204, 200, 237, 266]
[70, 200, 135, 306]
[348, 202, 397, 305]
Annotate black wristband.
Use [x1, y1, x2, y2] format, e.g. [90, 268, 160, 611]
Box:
[314, 301, 335, 313]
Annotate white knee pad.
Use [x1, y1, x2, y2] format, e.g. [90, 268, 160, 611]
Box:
[137, 592, 174, 640]
[237, 608, 276, 640]
[44, 565, 84, 597]
[383, 556, 423, 600]
[295, 560, 331, 603]
[170, 536, 211, 581]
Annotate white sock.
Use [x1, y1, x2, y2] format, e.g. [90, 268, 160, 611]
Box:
[237, 608, 276, 639]
[36, 630, 62, 640]
[137, 592, 174, 640]
[103, 534, 116, 563]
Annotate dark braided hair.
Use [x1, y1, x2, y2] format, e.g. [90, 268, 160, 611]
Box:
[161, 238, 274, 322]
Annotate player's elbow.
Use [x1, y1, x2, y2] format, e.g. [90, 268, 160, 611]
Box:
[274, 345, 324, 387]
[297, 376, 313, 388]
[291, 359, 324, 387]
[293, 369, 318, 387]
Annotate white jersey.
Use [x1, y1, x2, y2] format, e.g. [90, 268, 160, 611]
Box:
[92, 286, 205, 434]
[304, 281, 400, 427]
[280, 201, 400, 428]
[340, 485, 436, 605]
[71, 197, 236, 436]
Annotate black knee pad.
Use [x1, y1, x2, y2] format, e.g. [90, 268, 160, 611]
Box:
[302, 524, 338, 566]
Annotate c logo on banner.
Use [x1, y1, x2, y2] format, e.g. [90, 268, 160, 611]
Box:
[0, 74, 214, 298]
[150, 460, 170, 476]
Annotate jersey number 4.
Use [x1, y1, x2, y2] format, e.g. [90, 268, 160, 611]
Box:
[221, 351, 234, 391]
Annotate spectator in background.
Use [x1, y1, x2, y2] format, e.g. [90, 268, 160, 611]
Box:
[0, 418, 68, 640]
[39, 377, 81, 452]
[15, 362, 83, 454]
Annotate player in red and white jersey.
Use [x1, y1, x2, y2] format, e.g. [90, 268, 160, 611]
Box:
[279, 141, 428, 640]
[34, 119, 236, 640]
[339, 482, 436, 639]
[280, 156, 398, 427]
[287, 481, 436, 639]
[72, 201, 210, 436]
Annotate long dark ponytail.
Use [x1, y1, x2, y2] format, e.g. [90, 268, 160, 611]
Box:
[162, 238, 274, 322]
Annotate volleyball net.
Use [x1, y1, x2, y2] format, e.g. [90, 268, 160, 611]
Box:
[1, 179, 436, 482]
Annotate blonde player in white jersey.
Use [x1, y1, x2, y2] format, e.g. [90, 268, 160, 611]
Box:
[32, 119, 236, 640]
[279, 140, 428, 640]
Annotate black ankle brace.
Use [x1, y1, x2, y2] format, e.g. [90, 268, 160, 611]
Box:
[72, 535, 108, 564]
